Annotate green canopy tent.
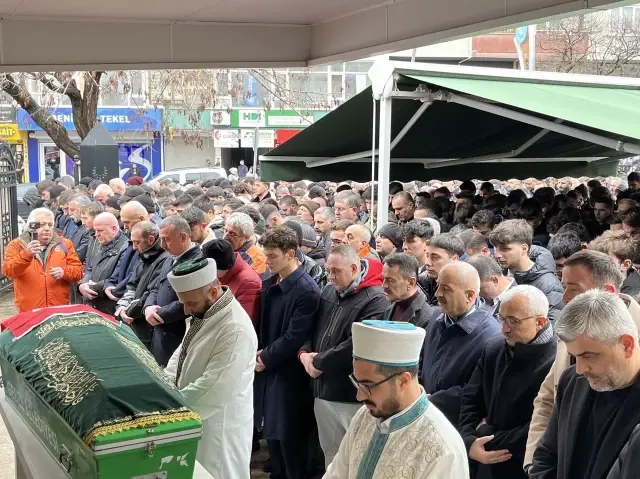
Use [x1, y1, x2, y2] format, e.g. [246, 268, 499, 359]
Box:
[261, 60, 640, 227]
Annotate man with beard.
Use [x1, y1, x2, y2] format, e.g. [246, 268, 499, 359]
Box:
[530, 290, 640, 479]
[166, 258, 257, 479]
[324, 320, 469, 478]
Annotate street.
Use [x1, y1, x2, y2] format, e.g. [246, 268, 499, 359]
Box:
[0, 290, 271, 479]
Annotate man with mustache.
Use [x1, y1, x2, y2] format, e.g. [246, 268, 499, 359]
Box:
[529, 291, 640, 479]
[324, 320, 469, 478]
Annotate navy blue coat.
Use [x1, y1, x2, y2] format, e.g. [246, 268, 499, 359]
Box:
[254, 266, 321, 441]
[421, 303, 501, 428]
[144, 245, 203, 360]
[105, 246, 139, 298]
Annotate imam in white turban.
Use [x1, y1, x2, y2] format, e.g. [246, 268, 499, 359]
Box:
[352, 320, 426, 367]
[168, 258, 218, 293]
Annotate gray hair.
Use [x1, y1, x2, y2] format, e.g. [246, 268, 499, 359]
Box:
[500, 285, 549, 318]
[555, 289, 638, 345]
[315, 207, 335, 221]
[465, 255, 503, 280]
[27, 207, 54, 224]
[384, 253, 418, 280]
[334, 191, 362, 209]
[347, 224, 372, 244]
[132, 220, 159, 238]
[564, 250, 624, 291]
[489, 219, 533, 247]
[330, 244, 360, 267]
[69, 194, 91, 207]
[180, 207, 206, 227]
[226, 212, 255, 238]
[440, 262, 480, 293]
[160, 215, 191, 236]
[93, 184, 113, 196]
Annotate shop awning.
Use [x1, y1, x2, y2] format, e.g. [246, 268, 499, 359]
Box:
[261, 61, 640, 183]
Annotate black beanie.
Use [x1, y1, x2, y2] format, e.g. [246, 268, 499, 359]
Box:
[202, 239, 236, 271]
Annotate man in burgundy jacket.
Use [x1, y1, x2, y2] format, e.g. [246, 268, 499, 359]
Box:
[203, 239, 262, 328]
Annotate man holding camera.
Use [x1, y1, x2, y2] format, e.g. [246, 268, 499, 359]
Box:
[2, 208, 83, 312]
[115, 221, 170, 350]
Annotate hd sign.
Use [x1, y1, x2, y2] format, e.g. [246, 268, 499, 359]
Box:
[238, 110, 265, 128]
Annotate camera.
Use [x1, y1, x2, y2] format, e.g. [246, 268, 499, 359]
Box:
[28, 222, 41, 242]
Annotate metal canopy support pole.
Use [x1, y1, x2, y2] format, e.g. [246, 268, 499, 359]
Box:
[447, 92, 640, 155]
[376, 94, 392, 230]
[370, 98, 377, 232]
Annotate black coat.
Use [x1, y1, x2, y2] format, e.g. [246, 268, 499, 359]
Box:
[459, 332, 556, 479]
[300, 259, 388, 403]
[381, 287, 434, 328]
[105, 246, 139, 298]
[69, 221, 91, 263]
[530, 366, 640, 479]
[607, 424, 640, 479]
[80, 231, 129, 314]
[255, 266, 321, 440]
[144, 245, 203, 357]
[421, 303, 501, 428]
[118, 238, 170, 348]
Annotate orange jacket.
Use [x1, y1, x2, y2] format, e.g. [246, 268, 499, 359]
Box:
[2, 232, 83, 312]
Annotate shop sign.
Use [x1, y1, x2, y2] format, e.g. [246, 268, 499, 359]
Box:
[241, 129, 275, 148]
[267, 114, 313, 127]
[214, 129, 240, 148]
[17, 107, 163, 132]
[0, 124, 23, 143]
[211, 111, 231, 126]
[238, 110, 265, 128]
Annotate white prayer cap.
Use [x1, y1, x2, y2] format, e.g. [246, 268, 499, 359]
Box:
[352, 320, 426, 367]
[168, 258, 217, 293]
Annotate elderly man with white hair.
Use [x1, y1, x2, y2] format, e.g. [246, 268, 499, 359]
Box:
[109, 177, 127, 195]
[530, 290, 640, 479]
[2, 207, 83, 312]
[421, 261, 501, 428]
[459, 285, 556, 479]
[224, 212, 268, 280]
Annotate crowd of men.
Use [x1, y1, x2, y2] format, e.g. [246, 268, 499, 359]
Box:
[5, 171, 640, 478]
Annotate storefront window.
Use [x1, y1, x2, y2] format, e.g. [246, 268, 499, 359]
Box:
[43, 145, 61, 179]
[289, 72, 328, 109]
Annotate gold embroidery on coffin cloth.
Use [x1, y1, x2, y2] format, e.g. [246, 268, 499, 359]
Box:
[84, 408, 201, 446]
[32, 337, 102, 407]
[34, 315, 118, 340]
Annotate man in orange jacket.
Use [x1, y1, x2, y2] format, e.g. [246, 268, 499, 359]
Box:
[2, 207, 83, 312]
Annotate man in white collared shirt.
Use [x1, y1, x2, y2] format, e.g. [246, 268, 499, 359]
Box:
[466, 255, 515, 316]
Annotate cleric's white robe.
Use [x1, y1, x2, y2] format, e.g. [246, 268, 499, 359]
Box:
[165, 288, 258, 479]
[324, 391, 469, 479]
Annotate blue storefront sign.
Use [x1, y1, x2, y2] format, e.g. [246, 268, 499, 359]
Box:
[119, 143, 156, 181]
[17, 107, 163, 132]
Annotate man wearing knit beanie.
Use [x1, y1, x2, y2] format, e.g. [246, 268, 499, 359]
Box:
[203, 239, 261, 327]
[297, 201, 319, 226]
[375, 223, 403, 261]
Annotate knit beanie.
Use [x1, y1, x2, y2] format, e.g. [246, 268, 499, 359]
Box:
[202, 239, 236, 271]
[282, 220, 304, 247]
[299, 222, 319, 248]
[300, 201, 320, 216]
[377, 223, 403, 250]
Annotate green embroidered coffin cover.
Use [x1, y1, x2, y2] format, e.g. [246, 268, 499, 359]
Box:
[0, 310, 200, 445]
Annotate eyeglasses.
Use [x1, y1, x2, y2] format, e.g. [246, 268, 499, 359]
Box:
[497, 314, 537, 326]
[349, 372, 402, 397]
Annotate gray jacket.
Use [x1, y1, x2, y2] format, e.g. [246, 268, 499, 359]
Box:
[80, 231, 129, 314]
[381, 287, 435, 329]
[512, 245, 564, 321]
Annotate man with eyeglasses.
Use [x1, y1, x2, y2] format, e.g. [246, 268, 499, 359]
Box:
[459, 285, 556, 479]
[324, 320, 469, 478]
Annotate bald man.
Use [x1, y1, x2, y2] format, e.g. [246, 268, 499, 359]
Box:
[78, 212, 129, 314]
[343, 224, 380, 262]
[93, 184, 114, 205]
[104, 201, 149, 303]
[421, 262, 501, 427]
[109, 177, 127, 195]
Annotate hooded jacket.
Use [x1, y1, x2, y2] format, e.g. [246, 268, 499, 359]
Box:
[308, 234, 331, 267]
[300, 258, 389, 403]
[296, 248, 328, 290]
[2, 231, 83, 312]
[512, 245, 564, 321]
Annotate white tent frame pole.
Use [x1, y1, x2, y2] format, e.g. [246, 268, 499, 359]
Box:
[447, 92, 640, 156]
[306, 100, 431, 168]
[376, 95, 393, 231]
[370, 97, 377, 232]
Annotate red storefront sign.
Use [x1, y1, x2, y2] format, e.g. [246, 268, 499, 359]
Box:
[274, 129, 303, 147]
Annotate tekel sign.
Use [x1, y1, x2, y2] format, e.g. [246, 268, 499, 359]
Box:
[238, 110, 265, 128]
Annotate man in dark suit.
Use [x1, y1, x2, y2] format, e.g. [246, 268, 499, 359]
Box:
[144, 215, 202, 366]
[530, 290, 640, 478]
[254, 226, 321, 479]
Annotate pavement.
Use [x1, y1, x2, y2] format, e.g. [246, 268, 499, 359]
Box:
[0, 289, 274, 479]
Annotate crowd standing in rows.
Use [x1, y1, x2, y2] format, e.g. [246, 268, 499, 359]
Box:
[5, 171, 640, 478]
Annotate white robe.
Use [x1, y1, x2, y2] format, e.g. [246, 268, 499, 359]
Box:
[165, 290, 258, 479]
[324, 392, 469, 479]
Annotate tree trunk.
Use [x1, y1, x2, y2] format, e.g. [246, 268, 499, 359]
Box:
[1, 74, 80, 158]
